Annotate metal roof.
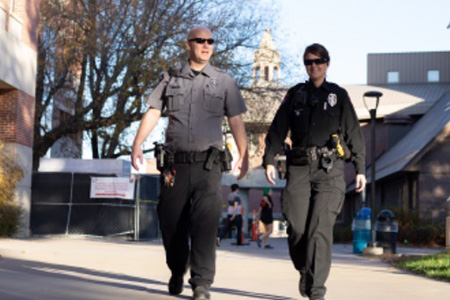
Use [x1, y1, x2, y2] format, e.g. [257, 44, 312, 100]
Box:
[367, 89, 450, 182]
[343, 83, 450, 119]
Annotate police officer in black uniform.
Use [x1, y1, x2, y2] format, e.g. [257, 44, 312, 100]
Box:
[131, 26, 248, 300]
[263, 43, 366, 300]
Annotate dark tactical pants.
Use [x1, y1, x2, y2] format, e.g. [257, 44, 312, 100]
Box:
[281, 159, 346, 299]
[157, 162, 222, 289]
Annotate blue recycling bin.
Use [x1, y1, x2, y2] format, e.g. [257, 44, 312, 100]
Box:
[352, 207, 371, 254]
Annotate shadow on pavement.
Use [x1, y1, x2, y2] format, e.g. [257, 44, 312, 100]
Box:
[0, 255, 296, 300]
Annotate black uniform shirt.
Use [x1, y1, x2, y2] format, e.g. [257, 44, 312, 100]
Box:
[263, 80, 366, 175]
[147, 62, 246, 152]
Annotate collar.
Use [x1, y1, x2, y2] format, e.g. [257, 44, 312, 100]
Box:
[180, 61, 215, 78]
[305, 80, 332, 92]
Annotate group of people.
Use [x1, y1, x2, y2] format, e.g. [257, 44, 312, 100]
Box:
[131, 26, 366, 300]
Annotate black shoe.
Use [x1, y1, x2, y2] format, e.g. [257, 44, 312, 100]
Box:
[256, 238, 262, 248]
[299, 270, 307, 297]
[264, 244, 274, 249]
[192, 286, 210, 300]
[168, 274, 183, 295]
[310, 297, 324, 300]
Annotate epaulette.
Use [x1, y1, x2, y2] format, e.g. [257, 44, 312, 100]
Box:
[168, 66, 180, 77]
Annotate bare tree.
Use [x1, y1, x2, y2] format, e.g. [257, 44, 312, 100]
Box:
[34, 0, 273, 169]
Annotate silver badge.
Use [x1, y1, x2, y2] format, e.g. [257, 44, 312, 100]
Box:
[210, 78, 218, 88]
[327, 93, 337, 107]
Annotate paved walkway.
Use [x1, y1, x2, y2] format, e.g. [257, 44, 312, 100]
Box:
[0, 236, 447, 300]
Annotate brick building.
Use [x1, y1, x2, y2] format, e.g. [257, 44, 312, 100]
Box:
[0, 0, 40, 236]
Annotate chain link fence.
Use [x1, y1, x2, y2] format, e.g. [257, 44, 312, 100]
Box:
[30, 172, 160, 240]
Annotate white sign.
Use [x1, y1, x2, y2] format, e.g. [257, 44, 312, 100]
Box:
[90, 177, 135, 199]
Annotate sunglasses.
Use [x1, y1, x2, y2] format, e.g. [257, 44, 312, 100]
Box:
[188, 38, 215, 45]
[304, 57, 329, 66]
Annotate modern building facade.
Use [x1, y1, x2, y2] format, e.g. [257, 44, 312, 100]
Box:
[0, 0, 40, 236]
[354, 51, 450, 223]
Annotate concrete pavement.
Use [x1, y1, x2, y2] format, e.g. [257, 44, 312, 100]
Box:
[0, 236, 447, 300]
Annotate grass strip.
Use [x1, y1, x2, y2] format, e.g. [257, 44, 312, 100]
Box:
[395, 252, 450, 281]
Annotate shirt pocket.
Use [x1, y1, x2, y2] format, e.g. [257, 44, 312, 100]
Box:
[325, 107, 341, 130]
[203, 89, 225, 116]
[165, 86, 184, 112]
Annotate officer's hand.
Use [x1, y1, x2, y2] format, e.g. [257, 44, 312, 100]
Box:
[355, 174, 366, 193]
[131, 145, 143, 171]
[234, 151, 249, 180]
[265, 165, 277, 185]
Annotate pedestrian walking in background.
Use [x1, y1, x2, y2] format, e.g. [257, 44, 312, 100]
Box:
[131, 26, 248, 300]
[263, 43, 366, 300]
[257, 188, 274, 249]
[219, 184, 243, 246]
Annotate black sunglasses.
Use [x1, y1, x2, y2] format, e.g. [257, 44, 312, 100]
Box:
[304, 57, 329, 66]
[188, 38, 215, 45]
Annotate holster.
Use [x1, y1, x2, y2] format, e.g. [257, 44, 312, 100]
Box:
[220, 146, 233, 172]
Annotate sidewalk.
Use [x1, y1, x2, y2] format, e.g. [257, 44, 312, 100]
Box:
[0, 236, 447, 300]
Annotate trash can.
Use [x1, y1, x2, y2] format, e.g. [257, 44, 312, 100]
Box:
[375, 210, 398, 254]
[352, 207, 371, 254]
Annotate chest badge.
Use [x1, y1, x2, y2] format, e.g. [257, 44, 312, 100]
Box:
[210, 78, 219, 89]
[327, 93, 337, 107]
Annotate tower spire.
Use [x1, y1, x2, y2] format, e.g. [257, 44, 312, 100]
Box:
[253, 28, 281, 86]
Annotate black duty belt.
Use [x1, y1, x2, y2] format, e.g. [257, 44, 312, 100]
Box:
[168, 151, 209, 164]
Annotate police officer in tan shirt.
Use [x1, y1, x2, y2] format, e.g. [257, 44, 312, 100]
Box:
[131, 26, 248, 300]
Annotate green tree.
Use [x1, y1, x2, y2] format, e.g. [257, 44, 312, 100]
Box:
[34, 0, 274, 168]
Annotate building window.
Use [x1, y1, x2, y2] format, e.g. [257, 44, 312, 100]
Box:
[255, 67, 260, 82]
[264, 66, 269, 81]
[387, 71, 399, 83]
[273, 67, 278, 83]
[427, 70, 439, 82]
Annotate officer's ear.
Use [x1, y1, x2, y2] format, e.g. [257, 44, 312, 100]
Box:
[186, 40, 192, 52]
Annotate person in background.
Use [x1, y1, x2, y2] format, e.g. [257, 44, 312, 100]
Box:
[257, 188, 274, 249]
[262, 43, 366, 300]
[220, 183, 243, 246]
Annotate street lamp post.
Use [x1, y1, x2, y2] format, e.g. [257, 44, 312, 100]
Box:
[362, 91, 383, 254]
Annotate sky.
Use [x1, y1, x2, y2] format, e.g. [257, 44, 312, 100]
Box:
[268, 0, 450, 85]
[80, 0, 450, 159]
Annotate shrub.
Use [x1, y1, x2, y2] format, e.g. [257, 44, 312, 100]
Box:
[0, 203, 23, 236]
[390, 207, 446, 247]
[0, 139, 24, 237]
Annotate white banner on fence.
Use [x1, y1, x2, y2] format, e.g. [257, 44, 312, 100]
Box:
[90, 177, 135, 199]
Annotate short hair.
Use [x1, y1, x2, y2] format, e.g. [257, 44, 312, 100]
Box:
[231, 184, 239, 192]
[303, 43, 330, 61]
